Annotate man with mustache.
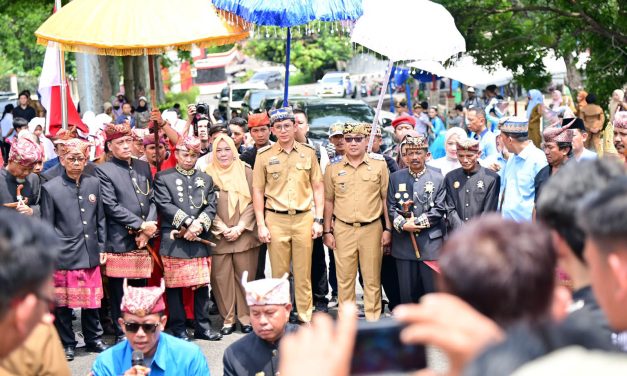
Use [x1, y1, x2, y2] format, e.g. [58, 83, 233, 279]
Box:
[387, 135, 446, 303]
[445, 138, 500, 231]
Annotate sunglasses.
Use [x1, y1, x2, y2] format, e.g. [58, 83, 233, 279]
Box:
[123, 322, 160, 333]
[344, 136, 364, 143]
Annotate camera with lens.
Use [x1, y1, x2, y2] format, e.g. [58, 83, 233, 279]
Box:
[192, 102, 212, 137]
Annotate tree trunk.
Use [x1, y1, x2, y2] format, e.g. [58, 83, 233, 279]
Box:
[133, 56, 149, 104]
[122, 56, 136, 104]
[563, 54, 584, 91]
[75, 53, 112, 114]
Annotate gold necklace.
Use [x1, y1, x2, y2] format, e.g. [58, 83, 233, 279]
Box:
[132, 177, 150, 196]
[176, 166, 195, 176]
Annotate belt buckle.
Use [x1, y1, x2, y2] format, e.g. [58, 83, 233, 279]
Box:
[353, 222, 361, 228]
[288, 209, 296, 215]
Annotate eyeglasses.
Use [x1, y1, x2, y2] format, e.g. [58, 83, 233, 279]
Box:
[344, 136, 364, 143]
[66, 157, 86, 164]
[273, 123, 293, 131]
[123, 322, 160, 333]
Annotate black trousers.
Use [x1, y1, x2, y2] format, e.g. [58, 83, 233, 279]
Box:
[395, 259, 435, 304]
[255, 243, 268, 280]
[328, 248, 338, 297]
[54, 307, 103, 348]
[166, 286, 210, 334]
[311, 237, 329, 304]
[108, 277, 146, 337]
[381, 255, 401, 310]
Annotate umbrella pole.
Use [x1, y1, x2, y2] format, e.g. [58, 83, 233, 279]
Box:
[368, 59, 394, 153]
[148, 54, 160, 171]
[283, 27, 291, 105]
[54, 0, 67, 130]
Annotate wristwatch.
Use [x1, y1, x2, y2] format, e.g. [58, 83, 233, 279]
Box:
[313, 217, 324, 225]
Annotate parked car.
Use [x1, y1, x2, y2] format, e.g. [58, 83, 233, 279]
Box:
[218, 82, 268, 112]
[246, 71, 283, 90]
[315, 72, 353, 98]
[241, 89, 282, 114]
[293, 97, 394, 151]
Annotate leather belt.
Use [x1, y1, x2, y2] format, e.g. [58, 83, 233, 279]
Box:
[336, 218, 378, 228]
[266, 208, 307, 215]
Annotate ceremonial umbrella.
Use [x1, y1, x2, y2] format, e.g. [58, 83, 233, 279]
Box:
[35, 0, 249, 170]
[212, 0, 363, 103]
[350, 0, 466, 150]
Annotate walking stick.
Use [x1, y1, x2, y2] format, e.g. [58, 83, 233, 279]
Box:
[3, 184, 28, 208]
[400, 200, 421, 259]
[170, 227, 217, 247]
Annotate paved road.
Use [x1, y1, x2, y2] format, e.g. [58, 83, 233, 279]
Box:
[68, 255, 448, 375]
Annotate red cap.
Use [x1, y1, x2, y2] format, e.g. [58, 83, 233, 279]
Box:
[248, 112, 270, 128]
[392, 115, 416, 128]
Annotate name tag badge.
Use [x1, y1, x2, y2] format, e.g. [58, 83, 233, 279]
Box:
[338, 170, 347, 176]
[399, 183, 407, 192]
[269, 157, 280, 165]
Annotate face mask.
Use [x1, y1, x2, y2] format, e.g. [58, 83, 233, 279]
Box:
[113, 106, 120, 110]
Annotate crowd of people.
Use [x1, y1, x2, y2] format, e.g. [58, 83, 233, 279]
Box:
[0, 83, 626, 375]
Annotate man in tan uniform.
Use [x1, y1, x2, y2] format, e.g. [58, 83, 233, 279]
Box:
[252, 107, 324, 323]
[322, 122, 392, 320]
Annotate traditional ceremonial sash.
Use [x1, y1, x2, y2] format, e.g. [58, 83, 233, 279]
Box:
[104, 250, 153, 279]
[54, 266, 104, 309]
[162, 256, 211, 289]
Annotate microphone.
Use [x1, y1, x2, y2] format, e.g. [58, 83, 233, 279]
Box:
[131, 350, 145, 367]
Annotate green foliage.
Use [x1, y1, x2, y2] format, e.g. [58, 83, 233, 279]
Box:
[160, 87, 200, 119]
[288, 71, 308, 85]
[245, 26, 352, 83]
[436, 0, 627, 106]
[0, 0, 50, 75]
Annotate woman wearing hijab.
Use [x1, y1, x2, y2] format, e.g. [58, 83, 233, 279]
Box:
[134, 96, 151, 129]
[428, 127, 467, 176]
[205, 133, 260, 336]
[526, 89, 544, 148]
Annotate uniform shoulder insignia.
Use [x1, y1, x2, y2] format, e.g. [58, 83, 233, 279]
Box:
[330, 155, 343, 164]
[242, 161, 252, 169]
[300, 142, 315, 150]
[257, 145, 272, 154]
[368, 152, 385, 161]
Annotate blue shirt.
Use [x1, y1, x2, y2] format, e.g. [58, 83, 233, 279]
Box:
[576, 148, 597, 162]
[477, 128, 498, 160]
[91, 333, 210, 376]
[115, 114, 136, 128]
[499, 143, 547, 222]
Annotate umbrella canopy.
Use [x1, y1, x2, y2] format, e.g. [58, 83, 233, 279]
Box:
[351, 0, 465, 62]
[445, 56, 513, 89]
[213, 0, 362, 27]
[35, 0, 249, 55]
[212, 0, 363, 104]
[408, 60, 448, 78]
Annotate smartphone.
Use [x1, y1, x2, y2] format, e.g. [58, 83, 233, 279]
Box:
[350, 318, 427, 375]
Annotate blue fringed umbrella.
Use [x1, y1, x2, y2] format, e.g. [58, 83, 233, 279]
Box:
[212, 0, 363, 103]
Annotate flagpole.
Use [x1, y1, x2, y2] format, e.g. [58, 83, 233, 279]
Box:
[54, 0, 68, 130]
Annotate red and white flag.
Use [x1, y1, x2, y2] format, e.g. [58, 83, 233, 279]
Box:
[38, 41, 87, 137]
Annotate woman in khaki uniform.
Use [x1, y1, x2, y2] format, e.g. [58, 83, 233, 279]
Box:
[206, 134, 260, 335]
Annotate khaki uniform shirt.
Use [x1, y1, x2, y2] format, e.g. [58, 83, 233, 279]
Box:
[0, 322, 71, 376]
[324, 153, 389, 223]
[253, 141, 323, 212]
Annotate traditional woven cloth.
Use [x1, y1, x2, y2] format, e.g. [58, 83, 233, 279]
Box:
[162, 256, 211, 289]
[269, 107, 294, 124]
[104, 250, 153, 279]
[8, 137, 42, 166]
[53, 266, 104, 309]
[248, 112, 270, 128]
[241, 271, 290, 306]
[456, 138, 480, 152]
[175, 135, 202, 154]
[121, 279, 166, 316]
[104, 122, 131, 141]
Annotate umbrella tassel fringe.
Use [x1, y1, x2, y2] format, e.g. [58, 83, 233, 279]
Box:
[35, 34, 248, 56]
